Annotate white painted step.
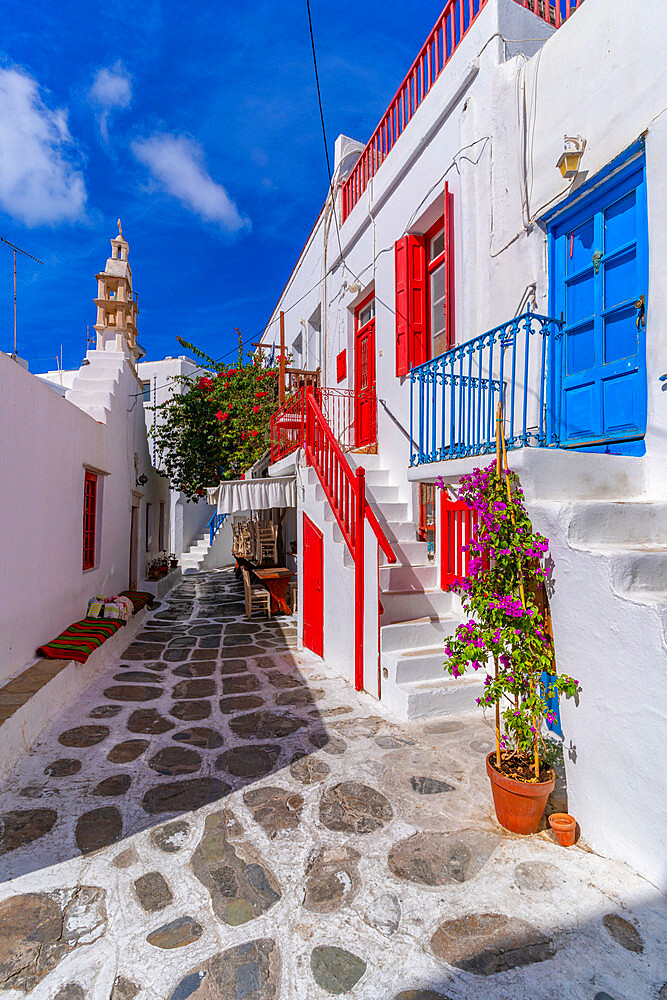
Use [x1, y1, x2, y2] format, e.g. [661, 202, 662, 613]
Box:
[380, 615, 460, 653]
[384, 640, 460, 685]
[314, 483, 401, 505]
[381, 672, 481, 721]
[379, 563, 439, 591]
[569, 502, 667, 550]
[381, 588, 456, 624]
[610, 549, 667, 593]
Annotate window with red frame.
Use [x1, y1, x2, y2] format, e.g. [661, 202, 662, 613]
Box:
[82, 471, 97, 570]
[395, 185, 453, 375]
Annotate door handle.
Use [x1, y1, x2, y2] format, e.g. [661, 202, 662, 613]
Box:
[635, 294, 646, 330]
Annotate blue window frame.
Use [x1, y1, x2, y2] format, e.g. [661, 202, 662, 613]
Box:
[546, 141, 648, 455]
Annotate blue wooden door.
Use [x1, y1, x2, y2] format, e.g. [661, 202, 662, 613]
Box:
[551, 155, 647, 453]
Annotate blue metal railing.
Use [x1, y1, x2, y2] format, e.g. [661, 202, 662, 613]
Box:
[207, 512, 227, 546]
[409, 310, 562, 465]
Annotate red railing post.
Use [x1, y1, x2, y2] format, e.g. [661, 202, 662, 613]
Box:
[354, 466, 365, 692]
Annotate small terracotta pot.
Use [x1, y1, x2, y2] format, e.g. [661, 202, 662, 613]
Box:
[486, 753, 555, 835]
[548, 812, 577, 847]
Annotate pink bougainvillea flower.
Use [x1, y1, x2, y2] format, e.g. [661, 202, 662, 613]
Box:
[198, 377, 213, 391]
[215, 410, 224, 421]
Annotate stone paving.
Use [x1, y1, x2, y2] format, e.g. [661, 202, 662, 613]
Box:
[0, 569, 664, 999]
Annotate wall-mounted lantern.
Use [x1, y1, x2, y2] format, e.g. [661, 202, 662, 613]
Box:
[557, 135, 586, 178]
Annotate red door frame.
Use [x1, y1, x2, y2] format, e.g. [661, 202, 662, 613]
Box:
[302, 513, 324, 657]
[354, 292, 376, 448]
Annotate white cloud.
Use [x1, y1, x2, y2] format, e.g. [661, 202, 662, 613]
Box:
[89, 61, 132, 140]
[0, 67, 86, 226]
[90, 61, 132, 109]
[132, 133, 250, 234]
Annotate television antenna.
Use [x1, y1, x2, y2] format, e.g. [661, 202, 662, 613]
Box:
[1, 236, 44, 358]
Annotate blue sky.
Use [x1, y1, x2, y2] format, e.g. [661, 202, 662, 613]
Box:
[1, 1, 441, 370]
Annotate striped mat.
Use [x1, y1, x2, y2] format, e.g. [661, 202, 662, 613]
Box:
[37, 618, 125, 663]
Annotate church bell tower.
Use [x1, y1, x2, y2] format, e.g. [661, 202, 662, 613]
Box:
[94, 219, 141, 361]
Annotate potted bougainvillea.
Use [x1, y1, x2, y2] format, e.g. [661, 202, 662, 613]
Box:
[151, 333, 280, 501]
[438, 434, 581, 835]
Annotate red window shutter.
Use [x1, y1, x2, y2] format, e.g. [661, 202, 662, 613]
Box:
[336, 349, 347, 383]
[408, 234, 427, 367]
[444, 183, 455, 349]
[395, 237, 409, 376]
[83, 471, 97, 570]
[395, 234, 427, 375]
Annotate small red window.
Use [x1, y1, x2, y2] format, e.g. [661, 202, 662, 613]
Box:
[336, 349, 347, 383]
[83, 471, 97, 570]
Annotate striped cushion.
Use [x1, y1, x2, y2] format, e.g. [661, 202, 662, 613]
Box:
[37, 618, 125, 663]
[118, 590, 154, 613]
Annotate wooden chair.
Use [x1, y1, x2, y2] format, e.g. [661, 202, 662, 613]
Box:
[286, 580, 298, 613]
[242, 566, 271, 620]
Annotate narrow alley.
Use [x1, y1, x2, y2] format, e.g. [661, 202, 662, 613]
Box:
[0, 571, 663, 999]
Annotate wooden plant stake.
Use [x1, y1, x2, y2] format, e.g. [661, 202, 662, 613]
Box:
[497, 401, 540, 781]
[493, 404, 503, 768]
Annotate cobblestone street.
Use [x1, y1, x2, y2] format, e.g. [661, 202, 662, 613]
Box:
[0, 570, 663, 999]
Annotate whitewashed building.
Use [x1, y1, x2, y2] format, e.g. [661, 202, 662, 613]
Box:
[0, 225, 170, 686]
[255, 0, 667, 886]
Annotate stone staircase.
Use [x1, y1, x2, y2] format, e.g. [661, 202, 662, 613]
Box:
[304, 454, 479, 720]
[180, 533, 212, 573]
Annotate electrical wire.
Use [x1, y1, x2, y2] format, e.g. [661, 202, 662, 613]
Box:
[305, 0, 345, 267]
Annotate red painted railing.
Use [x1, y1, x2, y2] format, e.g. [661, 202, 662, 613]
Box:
[341, 0, 584, 221]
[271, 386, 376, 463]
[304, 389, 395, 690]
[271, 390, 307, 464]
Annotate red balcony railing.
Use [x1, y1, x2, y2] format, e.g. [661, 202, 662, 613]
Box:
[271, 386, 376, 463]
[341, 0, 585, 221]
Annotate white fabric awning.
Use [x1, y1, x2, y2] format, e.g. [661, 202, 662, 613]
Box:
[206, 477, 296, 515]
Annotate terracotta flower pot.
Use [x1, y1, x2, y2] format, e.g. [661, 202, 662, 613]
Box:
[548, 812, 577, 847]
[486, 753, 555, 835]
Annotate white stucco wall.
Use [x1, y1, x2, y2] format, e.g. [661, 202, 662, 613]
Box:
[260, 0, 666, 884]
[0, 351, 169, 684]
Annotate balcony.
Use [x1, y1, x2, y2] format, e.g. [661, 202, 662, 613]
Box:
[271, 387, 375, 464]
[341, 0, 585, 221]
[409, 311, 562, 465]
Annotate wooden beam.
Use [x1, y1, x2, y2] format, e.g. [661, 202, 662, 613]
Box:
[279, 311, 286, 406]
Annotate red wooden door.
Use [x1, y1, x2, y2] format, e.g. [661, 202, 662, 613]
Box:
[302, 514, 324, 656]
[354, 297, 376, 448]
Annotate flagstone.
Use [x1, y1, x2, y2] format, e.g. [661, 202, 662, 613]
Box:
[133, 871, 173, 912]
[146, 915, 203, 949]
[167, 938, 281, 999]
[75, 806, 122, 853]
[190, 810, 281, 925]
[320, 782, 393, 834]
[243, 785, 304, 837]
[58, 724, 109, 747]
[429, 912, 556, 974]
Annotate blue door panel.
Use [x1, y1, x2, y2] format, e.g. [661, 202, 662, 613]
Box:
[604, 306, 639, 364]
[549, 151, 647, 451]
[603, 371, 639, 434]
[566, 323, 595, 374]
[564, 382, 598, 439]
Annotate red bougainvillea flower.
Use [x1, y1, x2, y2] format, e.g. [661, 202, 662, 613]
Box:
[196, 488, 205, 496]
[255, 391, 267, 398]
[251, 429, 259, 437]
[224, 381, 230, 389]
[252, 405, 260, 413]
[241, 431, 248, 440]
[198, 377, 213, 391]
[220, 411, 229, 420]
[215, 410, 224, 421]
